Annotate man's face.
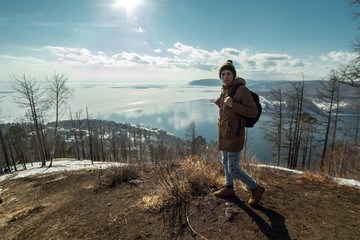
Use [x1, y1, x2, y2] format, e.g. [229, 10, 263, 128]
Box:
[220, 70, 234, 86]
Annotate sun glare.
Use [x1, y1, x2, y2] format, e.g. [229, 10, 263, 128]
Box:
[111, 0, 142, 14]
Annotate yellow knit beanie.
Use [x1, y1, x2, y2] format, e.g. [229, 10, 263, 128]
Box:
[219, 60, 236, 79]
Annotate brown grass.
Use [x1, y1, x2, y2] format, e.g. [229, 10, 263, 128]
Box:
[140, 150, 262, 212]
[141, 155, 223, 212]
[94, 165, 139, 190]
[296, 170, 330, 182]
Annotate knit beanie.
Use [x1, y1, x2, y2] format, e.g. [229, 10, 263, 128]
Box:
[219, 60, 236, 79]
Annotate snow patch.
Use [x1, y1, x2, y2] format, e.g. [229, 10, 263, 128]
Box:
[0, 159, 127, 182]
[255, 164, 304, 175]
[254, 164, 360, 188]
[329, 177, 360, 188]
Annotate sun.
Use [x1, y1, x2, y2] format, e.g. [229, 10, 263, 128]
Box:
[111, 0, 142, 14]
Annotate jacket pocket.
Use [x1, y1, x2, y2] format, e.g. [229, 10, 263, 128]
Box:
[220, 121, 238, 139]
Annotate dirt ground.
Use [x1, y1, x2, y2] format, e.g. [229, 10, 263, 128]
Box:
[0, 165, 359, 240]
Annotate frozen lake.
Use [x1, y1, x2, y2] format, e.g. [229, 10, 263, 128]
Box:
[0, 81, 273, 161]
[1, 81, 357, 165]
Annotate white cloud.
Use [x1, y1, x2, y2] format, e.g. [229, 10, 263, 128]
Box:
[1, 42, 351, 82]
[320, 51, 357, 63]
[0, 55, 47, 64]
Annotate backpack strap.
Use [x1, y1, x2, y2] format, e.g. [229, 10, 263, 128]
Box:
[229, 84, 243, 98]
[228, 84, 244, 136]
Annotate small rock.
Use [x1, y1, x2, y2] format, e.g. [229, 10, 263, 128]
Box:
[225, 208, 234, 222]
[107, 203, 112, 207]
[301, 224, 310, 230]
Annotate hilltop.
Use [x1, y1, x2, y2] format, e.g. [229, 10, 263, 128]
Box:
[0, 160, 359, 240]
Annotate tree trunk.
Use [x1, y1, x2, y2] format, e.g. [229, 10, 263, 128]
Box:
[0, 128, 11, 170]
[86, 107, 94, 163]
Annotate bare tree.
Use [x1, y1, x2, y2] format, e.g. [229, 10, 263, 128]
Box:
[47, 72, 74, 167]
[262, 86, 284, 166]
[120, 136, 128, 163]
[317, 71, 340, 171]
[69, 109, 81, 160]
[337, 61, 360, 88]
[110, 128, 119, 162]
[328, 81, 342, 172]
[0, 127, 11, 171]
[5, 125, 28, 169]
[333, 1, 360, 88]
[86, 107, 94, 163]
[75, 110, 86, 159]
[284, 80, 305, 169]
[9, 74, 47, 167]
[354, 106, 360, 146]
[299, 112, 317, 171]
[185, 121, 196, 156]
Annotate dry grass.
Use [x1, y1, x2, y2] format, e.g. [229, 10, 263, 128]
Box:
[296, 170, 330, 182]
[139, 155, 226, 237]
[140, 144, 275, 212]
[141, 155, 223, 212]
[94, 165, 139, 190]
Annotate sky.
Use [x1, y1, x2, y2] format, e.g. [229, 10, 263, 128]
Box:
[0, 0, 359, 84]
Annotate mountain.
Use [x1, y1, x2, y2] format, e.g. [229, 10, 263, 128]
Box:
[188, 79, 360, 114]
[188, 79, 359, 96]
[187, 79, 222, 86]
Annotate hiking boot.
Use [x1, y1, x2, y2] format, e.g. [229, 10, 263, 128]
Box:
[214, 186, 236, 198]
[248, 185, 265, 206]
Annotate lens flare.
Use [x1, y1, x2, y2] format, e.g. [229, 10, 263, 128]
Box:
[111, 0, 142, 14]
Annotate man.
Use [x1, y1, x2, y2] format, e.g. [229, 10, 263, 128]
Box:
[214, 60, 264, 206]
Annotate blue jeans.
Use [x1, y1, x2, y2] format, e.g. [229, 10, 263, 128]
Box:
[222, 151, 258, 190]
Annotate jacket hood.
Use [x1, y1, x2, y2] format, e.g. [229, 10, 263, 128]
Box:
[222, 76, 246, 89]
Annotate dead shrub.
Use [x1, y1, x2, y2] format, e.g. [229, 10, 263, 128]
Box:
[94, 165, 139, 191]
[140, 156, 224, 238]
[320, 143, 360, 181]
[140, 144, 263, 212]
[297, 170, 330, 182]
[141, 156, 223, 212]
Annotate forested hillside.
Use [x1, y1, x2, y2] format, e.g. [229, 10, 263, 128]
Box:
[0, 119, 194, 172]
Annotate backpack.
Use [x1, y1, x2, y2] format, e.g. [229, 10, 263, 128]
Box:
[229, 84, 262, 128]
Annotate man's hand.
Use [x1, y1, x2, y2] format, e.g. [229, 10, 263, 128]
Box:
[214, 97, 221, 107]
[224, 97, 234, 108]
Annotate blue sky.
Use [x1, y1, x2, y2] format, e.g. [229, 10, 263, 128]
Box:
[0, 0, 358, 83]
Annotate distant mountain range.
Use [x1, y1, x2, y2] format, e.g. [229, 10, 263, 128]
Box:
[188, 78, 359, 96]
[188, 78, 322, 89]
[187, 78, 316, 89]
[187, 79, 222, 86]
[188, 78, 360, 113]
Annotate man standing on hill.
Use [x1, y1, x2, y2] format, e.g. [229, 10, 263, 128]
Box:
[214, 60, 264, 206]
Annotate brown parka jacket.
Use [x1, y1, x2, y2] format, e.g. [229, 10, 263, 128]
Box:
[218, 77, 258, 152]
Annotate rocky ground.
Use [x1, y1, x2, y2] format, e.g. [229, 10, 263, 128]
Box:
[0, 165, 359, 240]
